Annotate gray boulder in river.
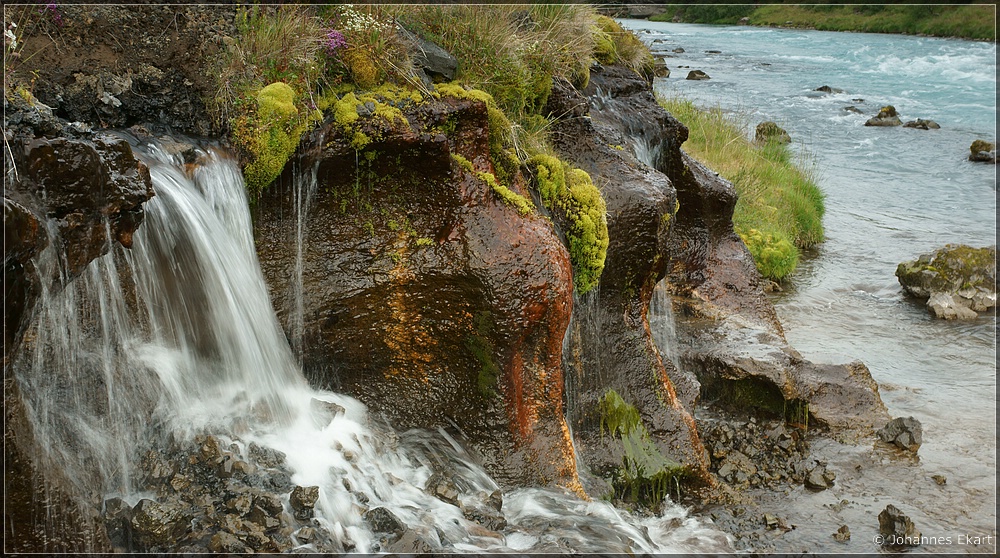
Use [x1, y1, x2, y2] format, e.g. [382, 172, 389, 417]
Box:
[895, 244, 997, 319]
[969, 139, 996, 163]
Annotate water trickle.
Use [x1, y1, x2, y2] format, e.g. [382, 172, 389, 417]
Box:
[649, 280, 681, 367]
[11, 139, 730, 552]
[290, 159, 319, 364]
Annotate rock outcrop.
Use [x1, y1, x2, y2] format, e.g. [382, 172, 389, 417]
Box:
[253, 88, 580, 489]
[4, 93, 155, 552]
[896, 244, 997, 319]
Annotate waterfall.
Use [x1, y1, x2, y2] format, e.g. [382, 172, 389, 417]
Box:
[649, 280, 682, 368]
[290, 158, 320, 365]
[10, 139, 730, 553]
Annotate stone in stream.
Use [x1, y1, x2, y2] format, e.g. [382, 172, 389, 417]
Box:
[878, 504, 921, 548]
[129, 498, 193, 550]
[289, 485, 320, 520]
[903, 118, 940, 130]
[425, 472, 461, 506]
[969, 139, 997, 163]
[363, 507, 405, 538]
[877, 416, 923, 452]
[931, 474, 947, 486]
[833, 524, 851, 542]
[686, 69, 711, 80]
[815, 85, 844, 93]
[896, 244, 997, 320]
[804, 462, 836, 490]
[843, 106, 864, 114]
[864, 105, 902, 126]
[103, 497, 134, 549]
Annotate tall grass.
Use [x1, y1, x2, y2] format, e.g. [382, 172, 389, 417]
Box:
[658, 96, 825, 282]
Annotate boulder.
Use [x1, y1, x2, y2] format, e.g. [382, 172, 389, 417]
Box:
[877, 416, 923, 452]
[289, 485, 319, 520]
[814, 85, 844, 94]
[878, 504, 921, 548]
[903, 118, 940, 130]
[969, 139, 996, 163]
[129, 499, 193, 551]
[400, 27, 458, 84]
[738, 17, 751, 25]
[673, 47, 685, 53]
[895, 244, 997, 319]
[686, 69, 710, 80]
[843, 106, 864, 114]
[864, 105, 902, 127]
[653, 58, 670, 78]
[754, 121, 791, 144]
[804, 462, 836, 490]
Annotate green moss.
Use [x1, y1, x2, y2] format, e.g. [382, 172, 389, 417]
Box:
[598, 390, 687, 505]
[527, 154, 609, 294]
[466, 311, 500, 399]
[451, 153, 533, 216]
[234, 81, 324, 197]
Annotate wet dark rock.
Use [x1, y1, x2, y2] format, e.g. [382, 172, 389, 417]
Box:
[878, 504, 921, 548]
[877, 416, 923, 452]
[815, 85, 844, 93]
[969, 139, 996, 163]
[290, 485, 320, 520]
[103, 497, 135, 549]
[487, 489, 503, 512]
[247, 505, 282, 532]
[755, 121, 791, 144]
[896, 244, 996, 319]
[130, 498, 193, 550]
[763, 513, 790, 531]
[931, 474, 947, 485]
[843, 106, 864, 114]
[461, 501, 508, 531]
[903, 118, 940, 130]
[425, 472, 461, 506]
[364, 507, 405, 538]
[255, 88, 578, 489]
[653, 58, 670, 78]
[686, 69, 711, 80]
[208, 531, 249, 553]
[248, 441, 287, 468]
[673, 47, 685, 53]
[705, 50, 722, 54]
[833, 524, 851, 542]
[387, 529, 436, 554]
[255, 492, 285, 517]
[864, 105, 903, 126]
[699, 413, 809, 490]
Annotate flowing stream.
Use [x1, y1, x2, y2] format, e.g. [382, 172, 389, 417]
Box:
[625, 19, 997, 553]
[12, 139, 731, 552]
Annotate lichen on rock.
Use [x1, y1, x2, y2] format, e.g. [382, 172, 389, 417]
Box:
[895, 244, 997, 319]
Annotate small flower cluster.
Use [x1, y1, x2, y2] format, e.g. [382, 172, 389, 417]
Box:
[39, 3, 63, 27]
[336, 5, 392, 34]
[323, 28, 346, 55]
[4, 21, 17, 51]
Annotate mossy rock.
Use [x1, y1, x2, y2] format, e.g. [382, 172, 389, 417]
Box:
[754, 121, 791, 144]
[896, 244, 997, 302]
[864, 105, 902, 127]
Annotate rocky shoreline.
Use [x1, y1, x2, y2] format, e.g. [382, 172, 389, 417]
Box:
[3, 5, 913, 553]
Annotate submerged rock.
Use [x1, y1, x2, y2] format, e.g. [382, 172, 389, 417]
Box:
[833, 524, 851, 542]
[903, 118, 940, 130]
[804, 462, 836, 490]
[814, 85, 844, 93]
[864, 105, 902, 127]
[877, 416, 923, 452]
[895, 244, 997, 319]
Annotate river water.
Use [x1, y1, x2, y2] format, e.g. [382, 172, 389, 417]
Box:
[623, 19, 997, 553]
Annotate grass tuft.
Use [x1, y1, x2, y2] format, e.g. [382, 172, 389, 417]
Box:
[658, 95, 824, 282]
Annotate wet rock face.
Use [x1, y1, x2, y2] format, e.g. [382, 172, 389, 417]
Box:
[4, 97, 155, 553]
[544, 66, 710, 490]
[253, 94, 577, 489]
[896, 244, 997, 319]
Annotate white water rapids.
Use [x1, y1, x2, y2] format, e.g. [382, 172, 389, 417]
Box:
[12, 139, 731, 553]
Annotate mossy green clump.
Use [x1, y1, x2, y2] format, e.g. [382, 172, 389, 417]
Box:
[451, 153, 533, 216]
[739, 229, 799, 282]
[598, 389, 687, 505]
[330, 85, 415, 151]
[234, 82, 324, 197]
[527, 154, 609, 294]
[466, 311, 500, 399]
[592, 16, 655, 78]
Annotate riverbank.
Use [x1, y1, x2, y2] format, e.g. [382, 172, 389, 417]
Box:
[648, 4, 996, 42]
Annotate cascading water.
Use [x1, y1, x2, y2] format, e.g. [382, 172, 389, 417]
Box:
[12, 138, 731, 553]
[648, 280, 682, 368]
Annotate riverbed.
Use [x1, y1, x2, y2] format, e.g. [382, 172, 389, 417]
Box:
[622, 19, 997, 554]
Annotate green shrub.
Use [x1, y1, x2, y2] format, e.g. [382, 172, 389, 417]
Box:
[527, 154, 609, 294]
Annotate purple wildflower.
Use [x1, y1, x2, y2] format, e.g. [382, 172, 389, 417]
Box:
[324, 29, 346, 55]
[39, 2, 63, 27]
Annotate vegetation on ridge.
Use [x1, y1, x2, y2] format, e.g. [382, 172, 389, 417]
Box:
[649, 4, 995, 42]
[658, 96, 825, 282]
